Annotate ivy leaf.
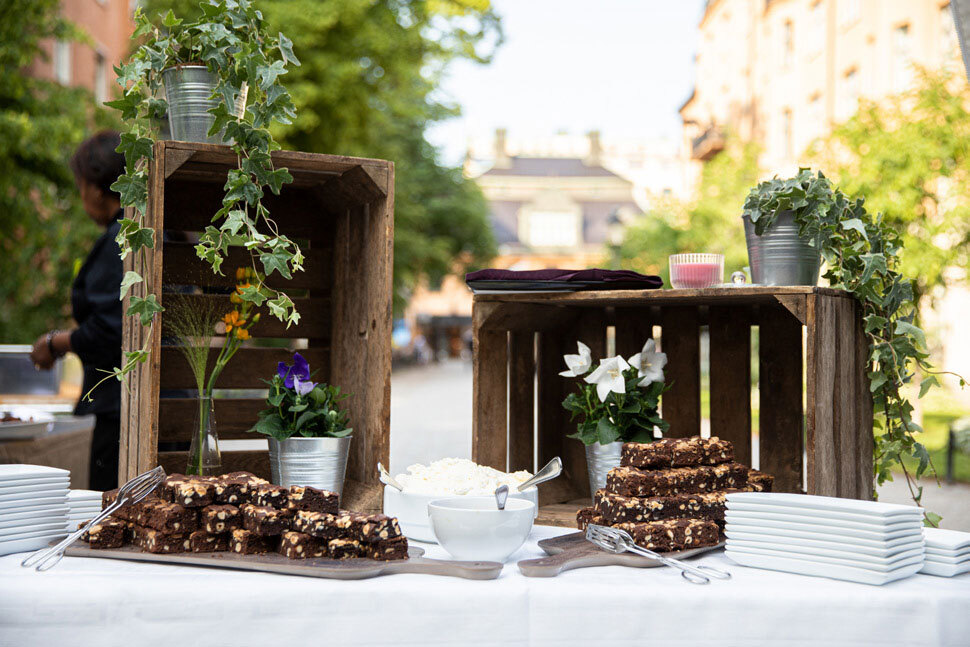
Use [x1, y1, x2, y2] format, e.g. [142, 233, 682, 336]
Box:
[260, 249, 292, 279]
[894, 320, 926, 350]
[859, 253, 887, 284]
[868, 371, 888, 393]
[104, 93, 141, 120]
[841, 218, 868, 240]
[220, 209, 249, 235]
[257, 60, 287, 91]
[277, 32, 300, 66]
[116, 133, 154, 172]
[918, 375, 940, 399]
[126, 294, 164, 325]
[264, 167, 292, 194]
[924, 511, 943, 528]
[119, 271, 143, 300]
[161, 9, 182, 28]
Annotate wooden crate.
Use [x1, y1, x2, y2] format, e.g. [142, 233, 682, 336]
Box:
[471, 287, 873, 526]
[120, 141, 394, 511]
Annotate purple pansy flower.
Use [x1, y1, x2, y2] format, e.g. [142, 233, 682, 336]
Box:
[277, 352, 310, 389]
[293, 375, 317, 397]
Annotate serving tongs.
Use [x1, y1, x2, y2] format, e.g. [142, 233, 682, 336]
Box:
[585, 524, 731, 585]
[21, 465, 166, 571]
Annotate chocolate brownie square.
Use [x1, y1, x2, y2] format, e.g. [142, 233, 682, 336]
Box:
[291, 511, 340, 539]
[612, 518, 720, 552]
[188, 530, 229, 553]
[365, 536, 409, 561]
[101, 489, 161, 522]
[229, 528, 276, 555]
[606, 463, 749, 497]
[161, 474, 216, 508]
[286, 486, 339, 514]
[621, 436, 735, 469]
[130, 500, 199, 535]
[327, 538, 363, 559]
[594, 490, 730, 524]
[747, 470, 774, 492]
[240, 504, 293, 536]
[278, 531, 326, 559]
[356, 513, 402, 543]
[202, 504, 241, 534]
[253, 484, 289, 509]
[576, 506, 607, 531]
[85, 517, 128, 549]
[131, 526, 190, 554]
[213, 473, 262, 505]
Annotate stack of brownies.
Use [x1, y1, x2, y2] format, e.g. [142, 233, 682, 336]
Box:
[576, 436, 773, 552]
[82, 471, 408, 561]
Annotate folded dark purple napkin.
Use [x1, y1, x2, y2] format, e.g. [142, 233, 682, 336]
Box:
[465, 268, 662, 288]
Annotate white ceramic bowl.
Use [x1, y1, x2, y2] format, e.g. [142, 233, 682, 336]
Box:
[428, 496, 535, 563]
[383, 486, 538, 543]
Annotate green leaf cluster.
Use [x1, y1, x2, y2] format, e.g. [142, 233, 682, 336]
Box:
[562, 368, 669, 446]
[249, 375, 352, 441]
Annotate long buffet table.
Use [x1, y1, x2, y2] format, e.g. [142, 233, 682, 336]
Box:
[1, 525, 967, 647]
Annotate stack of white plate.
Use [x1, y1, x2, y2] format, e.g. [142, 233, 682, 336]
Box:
[724, 492, 925, 585]
[66, 490, 102, 532]
[0, 464, 70, 556]
[920, 527, 970, 577]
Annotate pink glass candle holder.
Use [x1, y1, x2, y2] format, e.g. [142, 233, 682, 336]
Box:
[668, 253, 724, 289]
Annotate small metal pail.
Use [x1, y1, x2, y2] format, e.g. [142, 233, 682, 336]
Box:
[268, 436, 352, 497]
[161, 65, 247, 143]
[585, 440, 623, 495]
[743, 211, 820, 286]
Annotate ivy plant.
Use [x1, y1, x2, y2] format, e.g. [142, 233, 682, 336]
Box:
[100, 0, 302, 389]
[743, 169, 966, 525]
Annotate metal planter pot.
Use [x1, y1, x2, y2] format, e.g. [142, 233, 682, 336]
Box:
[268, 436, 352, 496]
[585, 440, 623, 495]
[161, 65, 247, 143]
[743, 211, 821, 286]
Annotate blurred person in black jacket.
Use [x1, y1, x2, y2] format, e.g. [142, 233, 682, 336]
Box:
[30, 131, 125, 491]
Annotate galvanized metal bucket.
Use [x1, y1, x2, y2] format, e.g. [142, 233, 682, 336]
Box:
[743, 211, 821, 286]
[161, 65, 247, 144]
[268, 436, 352, 496]
[585, 440, 623, 495]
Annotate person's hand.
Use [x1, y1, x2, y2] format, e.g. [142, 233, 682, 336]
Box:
[30, 334, 55, 370]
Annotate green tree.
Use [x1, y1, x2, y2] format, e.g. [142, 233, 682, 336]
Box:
[0, 0, 115, 343]
[619, 137, 760, 285]
[146, 0, 499, 311]
[809, 68, 970, 307]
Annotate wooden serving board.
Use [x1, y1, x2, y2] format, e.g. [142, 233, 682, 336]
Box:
[62, 541, 503, 580]
[517, 532, 725, 577]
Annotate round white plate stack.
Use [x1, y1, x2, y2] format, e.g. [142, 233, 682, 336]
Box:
[67, 490, 102, 532]
[919, 527, 970, 577]
[723, 491, 925, 585]
[0, 464, 70, 556]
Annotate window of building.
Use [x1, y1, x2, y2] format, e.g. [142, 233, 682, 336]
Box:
[783, 20, 794, 67]
[809, 1, 825, 54]
[95, 53, 107, 104]
[54, 41, 71, 86]
[839, 67, 859, 120]
[839, 0, 860, 26]
[892, 24, 912, 93]
[524, 210, 580, 248]
[941, 3, 957, 58]
[782, 108, 793, 160]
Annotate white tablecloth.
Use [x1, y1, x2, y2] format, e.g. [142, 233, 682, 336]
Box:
[1, 525, 968, 647]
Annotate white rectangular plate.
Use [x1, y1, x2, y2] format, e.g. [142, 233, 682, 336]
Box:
[67, 490, 102, 502]
[0, 510, 68, 530]
[922, 527, 970, 551]
[0, 476, 70, 488]
[925, 545, 970, 559]
[724, 531, 924, 558]
[920, 559, 970, 577]
[0, 488, 68, 504]
[0, 530, 67, 557]
[0, 495, 68, 511]
[725, 492, 923, 517]
[726, 501, 922, 526]
[0, 503, 68, 520]
[0, 483, 71, 496]
[724, 525, 920, 548]
[0, 465, 69, 481]
[920, 551, 970, 565]
[0, 521, 67, 538]
[726, 549, 922, 585]
[725, 539, 924, 567]
[724, 512, 922, 538]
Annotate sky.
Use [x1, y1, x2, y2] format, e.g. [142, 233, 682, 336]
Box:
[427, 0, 707, 164]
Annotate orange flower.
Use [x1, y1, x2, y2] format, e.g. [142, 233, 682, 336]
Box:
[223, 311, 245, 334]
[235, 328, 250, 340]
[235, 282, 252, 294]
[236, 267, 246, 280]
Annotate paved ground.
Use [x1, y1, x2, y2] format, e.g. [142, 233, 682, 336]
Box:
[391, 359, 970, 531]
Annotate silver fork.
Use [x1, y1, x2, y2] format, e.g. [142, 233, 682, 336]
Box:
[21, 466, 166, 572]
[586, 524, 731, 585]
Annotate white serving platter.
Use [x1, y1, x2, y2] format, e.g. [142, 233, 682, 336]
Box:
[724, 524, 921, 548]
[726, 549, 922, 586]
[723, 530, 924, 558]
[725, 538, 924, 566]
[0, 495, 67, 512]
[0, 511, 67, 530]
[0, 530, 67, 557]
[0, 476, 70, 489]
[0, 503, 68, 521]
[0, 465, 69, 482]
[0, 482, 72, 496]
[0, 521, 66, 538]
[922, 527, 970, 551]
[67, 489, 102, 502]
[725, 501, 922, 526]
[725, 492, 923, 518]
[0, 488, 68, 504]
[724, 512, 922, 538]
[925, 545, 970, 559]
[920, 559, 970, 577]
[0, 408, 55, 441]
[918, 551, 970, 565]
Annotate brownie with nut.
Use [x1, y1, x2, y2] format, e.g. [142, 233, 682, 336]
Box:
[621, 436, 735, 469]
[131, 526, 190, 554]
[213, 472, 266, 505]
[278, 531, 326, 559]
[286, 486, 338, 514]
[327, 538, 363, 559]
[612, 518, 720, 551]
[240, 503, 293, 536]
[229, 528, 276, 555]
[130, 499, 199, 535]
[252, 483, 288, 509]
[85, 517, 129, 549]
[364, 536, 409, 561]
[594, 490, 732, 524]
[202, 504, 241, 534]
[188, 530, 230, 553]
[160, 474, 216, 508]
[606, 462, 749, 497]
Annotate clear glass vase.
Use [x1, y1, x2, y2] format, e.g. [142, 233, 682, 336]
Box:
[187, 396, 221, 476]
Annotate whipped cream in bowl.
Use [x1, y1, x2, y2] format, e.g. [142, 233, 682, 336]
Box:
[382, 458, 538, 543]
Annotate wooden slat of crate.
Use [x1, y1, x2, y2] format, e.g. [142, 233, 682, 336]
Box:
[613, 307, 655, 360]
[159, 347, 329, 390]
[759, 304, 804, 493]
[159, 450, 269, 481]
[660, 307, 701, 437]
[854, 300, 875, 500]
[709, 305, 752, 467]
[472, 326, 508, 472]
[564, 309, 608, 499]
[159, 294, 328, 339]
[162, 242, 333, 292]
[806, 294, 839, 496]
[158, 398, 264, 442]
[508, 331, 536, 473]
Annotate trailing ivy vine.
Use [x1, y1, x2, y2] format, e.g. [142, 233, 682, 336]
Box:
[743, 169, 966, 525]
[100, 0, 302, 389]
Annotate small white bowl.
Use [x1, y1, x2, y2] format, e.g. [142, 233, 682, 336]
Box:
[427, 496, 535, 563]
[384, 486, 538, 543]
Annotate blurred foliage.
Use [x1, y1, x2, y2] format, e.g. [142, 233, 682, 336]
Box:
[618, 138, 759, 285]
[145, 0, 499, 312]
[0, 0, 116, 343]
[809, 67, 970, 306]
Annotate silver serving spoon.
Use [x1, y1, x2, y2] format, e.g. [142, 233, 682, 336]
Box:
[494, 484, 509, 510]
[515, 457, 562, 492]
[377, 462, 404, 492]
